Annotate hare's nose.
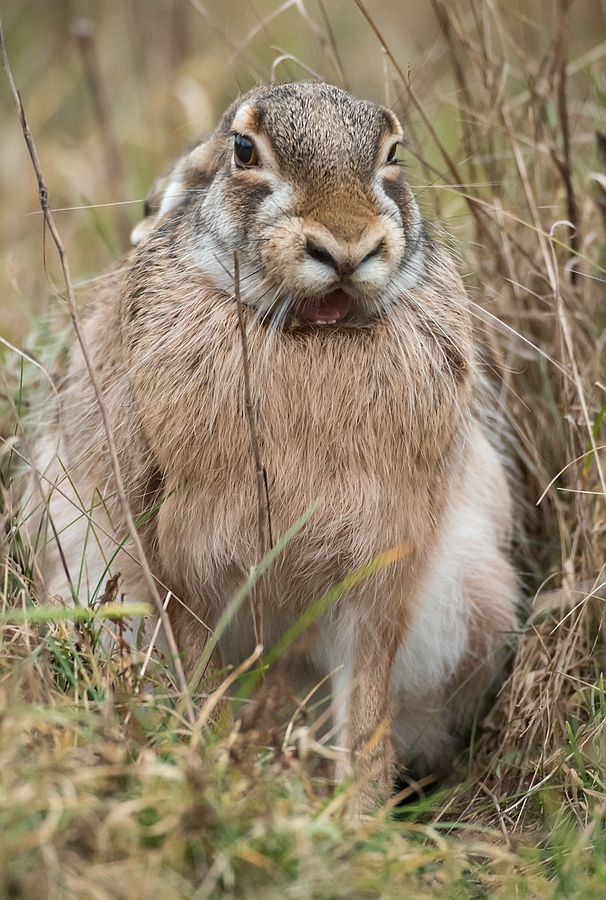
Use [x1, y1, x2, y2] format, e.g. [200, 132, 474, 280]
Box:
[304, 237, 385, 278]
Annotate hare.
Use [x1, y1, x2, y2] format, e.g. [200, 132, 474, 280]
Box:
[27, 82, 518, 802]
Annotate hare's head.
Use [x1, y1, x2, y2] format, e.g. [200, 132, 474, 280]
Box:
[133, 82, 427, 327]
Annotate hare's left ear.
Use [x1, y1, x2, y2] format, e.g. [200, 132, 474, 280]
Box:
[130, 135, 220, 246]
[130, 171, 186, 244]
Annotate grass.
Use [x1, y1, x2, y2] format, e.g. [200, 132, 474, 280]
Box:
[1, 0, 606, 896]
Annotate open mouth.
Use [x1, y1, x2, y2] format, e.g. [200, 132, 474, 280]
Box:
[297, 289, 352, 324]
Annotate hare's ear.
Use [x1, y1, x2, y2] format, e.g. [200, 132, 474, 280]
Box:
[130, 136, 221, 246]
[130, 170, 185, 245]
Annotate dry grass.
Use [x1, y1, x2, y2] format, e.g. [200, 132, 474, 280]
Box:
[1, 0, 606, 896]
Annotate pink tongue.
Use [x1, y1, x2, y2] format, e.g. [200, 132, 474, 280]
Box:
[298, 289, 351, 323]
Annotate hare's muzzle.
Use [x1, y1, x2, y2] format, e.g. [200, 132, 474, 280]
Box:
[297, 289, 352, 324]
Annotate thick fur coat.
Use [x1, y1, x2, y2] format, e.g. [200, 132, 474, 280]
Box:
[27, 82, 518, 800]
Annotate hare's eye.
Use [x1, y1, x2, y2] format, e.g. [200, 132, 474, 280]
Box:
[386, 142, 399, 165]
[234, 134, 259, 167]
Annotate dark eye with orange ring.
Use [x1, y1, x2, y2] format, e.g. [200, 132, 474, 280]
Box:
[234, 134, 259, 167]
[386, 142, 399, 165]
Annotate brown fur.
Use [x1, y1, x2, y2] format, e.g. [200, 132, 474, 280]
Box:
[27, 82, 518, 805]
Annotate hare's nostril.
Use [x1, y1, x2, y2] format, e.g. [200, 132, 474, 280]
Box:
[361, 240, 385, 264]
[305, 237, 385, 277]
[305, 239, 339, 272]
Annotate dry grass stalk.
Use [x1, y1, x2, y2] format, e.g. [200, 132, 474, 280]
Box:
[70, 17, 132, 249]
[233, 250, 272, 649]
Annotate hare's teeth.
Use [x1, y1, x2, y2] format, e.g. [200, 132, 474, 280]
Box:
[318, 319, 337, 325]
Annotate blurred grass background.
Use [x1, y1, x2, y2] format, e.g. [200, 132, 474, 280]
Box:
[2, 0, 606, 896]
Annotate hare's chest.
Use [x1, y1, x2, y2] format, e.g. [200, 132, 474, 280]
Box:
[179, 368, 413, 494]
[131, 324, 452, 554]
[140, 331, 452, 604]
[155, 374, 437, 586]
[135, 338, 413, 472]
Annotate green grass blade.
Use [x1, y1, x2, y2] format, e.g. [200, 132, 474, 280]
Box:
[0, 601, 149, 624]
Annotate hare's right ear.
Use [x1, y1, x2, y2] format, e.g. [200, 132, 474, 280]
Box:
[130, 135, 222, 245]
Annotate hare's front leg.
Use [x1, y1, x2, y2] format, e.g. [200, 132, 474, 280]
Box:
[347, 619, 406, 807]
[325, 593, 409, 809]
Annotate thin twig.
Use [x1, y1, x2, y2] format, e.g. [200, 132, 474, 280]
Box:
[501, 105, 558, 291]
[352, 0, 509, 275]
[70, 18, 131, 249]
[478, 782, 512, 848]
[233, 251, 272, 647]
[191, 643, 263, 738]
[187, 0, 268, 80]
[547, 226, 606, 499]
[428, 0, 475, 177]
[315, 0, 349, 90]
[0, 15, 194, 723]
[552, 0, 580, 279]
[138, 590, 173, 684]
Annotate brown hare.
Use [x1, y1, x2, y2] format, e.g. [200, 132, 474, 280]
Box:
[27, 82, 518, 803]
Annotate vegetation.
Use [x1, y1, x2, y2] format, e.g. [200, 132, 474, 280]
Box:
[1, 0, 606, 896]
